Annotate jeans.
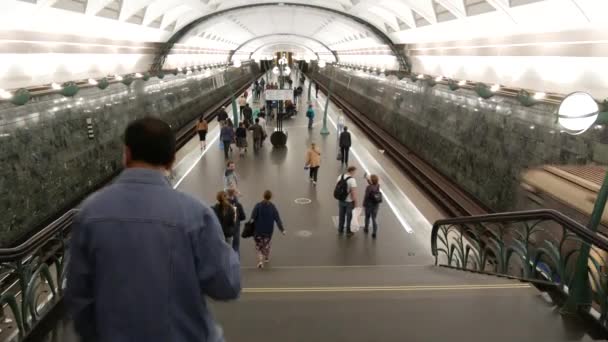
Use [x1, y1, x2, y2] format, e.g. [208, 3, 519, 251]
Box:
[364, 206, 379, 234]
[338, 201, 355, 233]
[223, 140, 231, 159]
[232, 224, 240, 255]
[308, 117, 313, 129]
[340, 147, 350, 165]
[309, 166, 319, 182]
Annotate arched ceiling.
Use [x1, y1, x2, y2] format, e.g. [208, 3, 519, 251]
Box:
[230, 34, 336, 61]
[5, 0, 604, 45]
[179, 5, 383, 50]
[2, 0, 606, 73]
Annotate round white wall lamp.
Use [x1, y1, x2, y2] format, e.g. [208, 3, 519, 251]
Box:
[558, 92, 601, 135]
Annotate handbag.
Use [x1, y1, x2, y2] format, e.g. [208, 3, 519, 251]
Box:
[242, 220, 255, 239]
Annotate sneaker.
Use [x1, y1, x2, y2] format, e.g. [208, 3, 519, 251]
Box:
[257, 262, 264, 269]
[338, 230, 344, 234]
[264, 258, 270, 263]
[363, 228, 369, 234]
[372, 233, 377, 239]
[312, 181, 317, 185]
[346, 231, 354, 237]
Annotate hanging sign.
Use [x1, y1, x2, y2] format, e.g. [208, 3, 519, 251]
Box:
[265, 89, 293, 101]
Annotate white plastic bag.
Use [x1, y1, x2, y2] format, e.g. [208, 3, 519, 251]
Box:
[350, 207, 362, 232]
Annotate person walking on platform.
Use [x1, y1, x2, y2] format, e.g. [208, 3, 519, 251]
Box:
[339, 126, 352, 167]
[306, 104, 315, 129]
[305, 142, 321, 185]
[243, 103, 253, 127]
[217, 106, 228, 125]
[66, 117, 240, 342]
[220, 122, 235, 159]
[251, 190, 286, 268]
[258, 113, 267, 140]
[238, 95, 247, 120]
[227, 189, 246, 255]
[334, 166, 358, 237]
[223, 161, 239, 195]
[314, 82, 319, 98]
[196, 117, 208, 151]
[249, 118, 265, 151]
[235, 122, 248, 156]
[260, 78, 266, 92]
[212, 191, 237, 245]
[363, 173, 382, 238]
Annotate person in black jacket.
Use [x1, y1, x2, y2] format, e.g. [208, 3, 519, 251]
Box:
[217, 107, 228, 125]
[212, 191, 236, 244]
[339, 126, 352, 167]
[251, 190, 285, 269]
[242, 103, 253, 126]
[227, 189, 246, 255]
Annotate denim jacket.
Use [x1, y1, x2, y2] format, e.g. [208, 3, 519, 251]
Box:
[66, 168, 241, 342]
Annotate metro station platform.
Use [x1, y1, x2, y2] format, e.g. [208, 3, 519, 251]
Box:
[27, 78, 598, 342]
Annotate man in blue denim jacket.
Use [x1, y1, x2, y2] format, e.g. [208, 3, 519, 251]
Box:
[66, 117, 241, 342]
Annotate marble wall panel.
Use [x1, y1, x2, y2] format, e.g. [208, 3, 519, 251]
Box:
[0, 64, 259, 247]
[312, 65, 604, 212]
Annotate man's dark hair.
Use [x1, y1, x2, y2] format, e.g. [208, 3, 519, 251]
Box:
[124, 117, 175, 166]
[343, 126, 348, 132]
[255, 118, 260, 123]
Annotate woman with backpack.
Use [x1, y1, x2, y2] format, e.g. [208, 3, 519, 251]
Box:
[363, 173, 382, 238]
[212, 191, 236, 244]
[250, 190, 286, 269]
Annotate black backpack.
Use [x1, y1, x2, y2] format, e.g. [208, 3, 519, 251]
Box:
[213, 204, 236, 237]
[333, 175, 352, 201]
[368, 186, 383, 204]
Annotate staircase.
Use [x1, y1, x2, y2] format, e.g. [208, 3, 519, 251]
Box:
[13, 209, 608, 341]
[209, 265, 597, 342]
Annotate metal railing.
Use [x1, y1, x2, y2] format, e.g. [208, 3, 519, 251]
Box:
[431, 209, 608, 325]
[0, 210, 75, 341]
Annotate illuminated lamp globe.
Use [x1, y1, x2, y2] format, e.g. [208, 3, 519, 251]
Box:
[558, 92, 599, 135]
[284, 66, 291, 76]
[272, 66, 280, 75]
[318, 60, 327, 68]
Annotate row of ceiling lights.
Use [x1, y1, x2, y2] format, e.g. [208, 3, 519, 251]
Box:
[329, 61, 606, 135]
[0, 63, 237, 104]
[333, 62, 548, 101]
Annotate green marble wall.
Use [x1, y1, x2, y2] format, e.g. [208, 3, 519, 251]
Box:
[312, 65, 604, 212]
[0, 64, 259, 247]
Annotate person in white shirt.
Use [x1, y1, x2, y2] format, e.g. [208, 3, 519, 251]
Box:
[258, 114, 267, 137]
[336, 166, 358, 236]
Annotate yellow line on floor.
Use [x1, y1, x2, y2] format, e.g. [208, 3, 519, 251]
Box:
[243, 284, 531, 293]
[241, 264, 430, 270]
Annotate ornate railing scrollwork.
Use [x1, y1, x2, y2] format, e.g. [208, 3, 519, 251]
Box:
[431, 209, 608, 325]
[0, 210, 75, 340]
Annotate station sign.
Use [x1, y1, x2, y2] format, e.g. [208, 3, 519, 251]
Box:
[265, 89, 293, 101]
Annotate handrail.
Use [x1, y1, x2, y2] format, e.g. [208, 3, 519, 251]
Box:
[431, 207, 608, 331]
[431, 209, 608, 258]
[0, 211, 76, 262]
